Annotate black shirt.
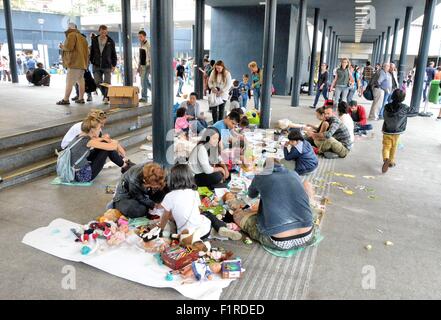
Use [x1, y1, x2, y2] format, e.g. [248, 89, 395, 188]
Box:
[176, 65, 185, 78]
[32, 68, 49, 85]
[318, 71, 329, 87]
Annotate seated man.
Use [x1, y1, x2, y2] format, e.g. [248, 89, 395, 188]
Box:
[233, 158, 316, 251]
[31, 63, 51, 86]
[306, 105, 352, 158]
[180, 92, 207, 133]
[212, 110, 241, 149]
[348, 100, 372, 135]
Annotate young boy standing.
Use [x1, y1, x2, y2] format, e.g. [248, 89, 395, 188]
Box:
[382, 89, 410, 173]
[239, 74, 251, 110]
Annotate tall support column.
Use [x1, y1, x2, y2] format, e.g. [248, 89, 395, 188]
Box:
[335, 38, 340, 67]
[3, 0, 18, 83]
[308, 8, 320, 95]
[121, 0, 133, 86]
[375, 36, 381, 65]
[398, 6, 413, 85]
[260, 0, 277, 128]
[372, 40, 377, 63]
[390, 18, 400, 63]
[329, 31, 337, 74]
[194, 0, 205, 98]
[383, 26, 391, 63]
[410, 0, 436, 114]
[326, 26, 333, 63]
[378, 32, 385, 65]
[151, 0, 174, 165]
[318, 18, 327, 75]
[291, 0, 307, 107]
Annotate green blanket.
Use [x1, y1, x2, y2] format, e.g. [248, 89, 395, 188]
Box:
[263, 232, 324, 258]
[51, 177, 93, 187]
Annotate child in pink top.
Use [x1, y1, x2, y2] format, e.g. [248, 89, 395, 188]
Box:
[175, 107, 190, 134]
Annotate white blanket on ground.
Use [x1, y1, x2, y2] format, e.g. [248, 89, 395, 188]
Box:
[21, 218, 234, 300]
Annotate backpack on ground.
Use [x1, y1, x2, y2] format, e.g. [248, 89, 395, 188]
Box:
[56, 137, 89, 182]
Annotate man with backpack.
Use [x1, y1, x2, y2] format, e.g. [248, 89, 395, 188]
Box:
[362, 61, 374, 90]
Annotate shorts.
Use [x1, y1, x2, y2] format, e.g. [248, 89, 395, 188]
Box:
[66, 68, 85, 86]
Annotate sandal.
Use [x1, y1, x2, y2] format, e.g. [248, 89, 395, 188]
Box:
[75, 99, 86, 104]
[56, 99, 70, 105]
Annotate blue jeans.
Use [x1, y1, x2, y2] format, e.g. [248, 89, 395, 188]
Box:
[140, 66, 151, 100]
[313, 84, 328, 107]
[423, 81, 430, 102]
[177, 76, 184, 96]
[240, 95, 248, 109]
[253, 87, 261, 110]
[379, 91, 391, 118]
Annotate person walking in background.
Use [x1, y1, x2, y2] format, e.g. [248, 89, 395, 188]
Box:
[248, 61, 263, 110]
[423, 61, 435, 102]
[208, 60, 232, 123]
[311, 63, 329, 109]
[26, 55, 36, 73]
[137, 30, 151, 103]
[90, 25, 117, 105]
[56, 23, 89, 105]
[330, 58, 354, 105]
[369, 63, 391, 121]
[377, 63, 393, 119]
[176, 59, 186, 97]
[362, 61, 374, 90]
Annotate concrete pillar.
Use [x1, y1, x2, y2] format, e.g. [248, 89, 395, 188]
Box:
[121, 0, 133, 86]
[3, 0, 18, 83]
[383, 26, 391, 63]
[194, 0, 205, 98]
[318, 18, 327, 76]
[326, 26, 333, 63]
[398, 6, 413, 85]
[410, 0, 436, 114]
[378, 32, 385, 65]
[151, 0, 174, 165]
[308, 8, 320, 95]
[260, 0, 277, 128]
[291, 0, 307, 107]
[372, 40, 377, 63]
[390, 18, 400, 63]
[329, 32, 337, 74]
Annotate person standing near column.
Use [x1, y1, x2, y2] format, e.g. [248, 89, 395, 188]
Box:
[137, 30, 151, 103]
[90, 25, 117, 104]
[208, 60, 232, 123]
[248, 61, 263, 110]
[423, 62, 436, 102]
[369, 63, 391, 121]
[311, 63, 329, 109]
[56, 23, 89, 105]
[377, 63, 393, 119]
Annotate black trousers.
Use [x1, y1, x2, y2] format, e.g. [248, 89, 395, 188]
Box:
[194, 172, 224, 190]
[209, 102, 226, 124]
[202, 211, 227, 233]
[114, 198, 149, 219]
[88, 149, 124, 180]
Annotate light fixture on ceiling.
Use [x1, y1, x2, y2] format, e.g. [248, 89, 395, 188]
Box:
[355, 0, 371, 3]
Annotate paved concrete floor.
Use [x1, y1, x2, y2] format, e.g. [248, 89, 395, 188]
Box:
[1, 87, 441, 299]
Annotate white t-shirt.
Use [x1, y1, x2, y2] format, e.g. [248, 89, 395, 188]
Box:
[61, 122, 82, 149]
[161, 189, 211, 236]
[340, 114, 355, 144]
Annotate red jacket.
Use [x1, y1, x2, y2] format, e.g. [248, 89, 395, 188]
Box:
[348, 105, 367, 125]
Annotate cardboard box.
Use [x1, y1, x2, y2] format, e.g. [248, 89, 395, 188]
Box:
[106, 85, 139, 107]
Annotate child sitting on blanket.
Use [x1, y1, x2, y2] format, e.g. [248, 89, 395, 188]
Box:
[159, 164, 242, 240]
[175, 107, 190, 136]
[283, 129, 318, 176]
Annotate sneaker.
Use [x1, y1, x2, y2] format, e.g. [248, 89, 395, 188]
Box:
[309, 105, 316, 109]
[218, 227, 242, 241]
[71, 96, 79, 101]
[323, 151, 339, 159]
[382, 159, 391, 173]
[56, 99, 70, 105]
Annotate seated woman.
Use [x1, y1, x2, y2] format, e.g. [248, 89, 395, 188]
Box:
[112, 162, 167, 219]
[159, 164, 241, 240]
[68, 118, 130, 182]
[233, 158, 316, 251]
[337, 101, 355, 145]
[188, 127, 229, 189]
[283, 129, 318, 176]
[303, 107, 329, 147]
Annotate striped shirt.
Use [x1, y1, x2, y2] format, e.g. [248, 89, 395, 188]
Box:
[324, 116, 352, 150]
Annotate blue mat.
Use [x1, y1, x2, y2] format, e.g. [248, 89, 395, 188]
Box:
[51, 177, 93, 187]
[263, 232, 324, 258]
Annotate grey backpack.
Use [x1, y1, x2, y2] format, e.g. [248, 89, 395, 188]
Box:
[56, 137, 89, 182]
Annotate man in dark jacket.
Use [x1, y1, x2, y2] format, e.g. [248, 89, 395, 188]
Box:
[382, 89, 410, 173]
[112, 164, 167, 218]
[89, 25, 117, 104]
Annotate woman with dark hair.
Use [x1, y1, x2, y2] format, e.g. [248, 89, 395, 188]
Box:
[188, 127, 229, 189]
[337, 101, 354, 144]
[208, 60, 232, 123]
[330, 58, 354, 104]
[112, 162, 167, 218]
[304, 106, 330, 147]
[159, 164, 242, 240]
[283, 129, 318, 176]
